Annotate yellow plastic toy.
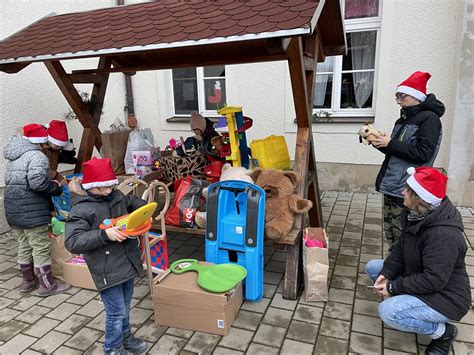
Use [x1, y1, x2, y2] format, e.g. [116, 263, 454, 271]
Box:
[99, 202, 157, 237]
[218, 106, 242, 167]
[250, 135, 291, 169]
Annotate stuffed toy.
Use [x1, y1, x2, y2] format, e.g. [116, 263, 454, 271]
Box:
[251, 168, 313, 240]
[358, 124, 385, 145]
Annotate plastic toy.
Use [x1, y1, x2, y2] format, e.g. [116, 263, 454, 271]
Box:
[171, 259, 247, 293]
[205, 180, 265, 301]
[305, 239, 325, 248]
[358, 124, 385, 145]
[99, 202, 157, 237]
[49, 217, 65, 236]
[250, 135, 291, 169]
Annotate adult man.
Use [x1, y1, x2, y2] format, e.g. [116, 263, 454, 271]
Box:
[372, 71, 444, 249]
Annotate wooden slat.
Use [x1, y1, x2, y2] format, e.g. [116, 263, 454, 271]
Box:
[152, 223, 205, 236]
[68, 73, 103, 84]
[74, 128, 95, 173]
[90, 57, 112, 126]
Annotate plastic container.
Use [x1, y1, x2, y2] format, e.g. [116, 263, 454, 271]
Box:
[250, 135, 290, 169]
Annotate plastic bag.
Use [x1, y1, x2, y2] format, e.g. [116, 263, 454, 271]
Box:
[165, 176, 207, 228]
[124, 128, 155, 174]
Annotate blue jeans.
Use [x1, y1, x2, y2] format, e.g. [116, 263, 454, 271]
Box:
[365, 259, 449, 339]
[100, 278, 135, 352]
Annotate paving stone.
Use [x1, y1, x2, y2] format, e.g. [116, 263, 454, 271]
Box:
[328, 288, 355, 305]
[351, 314, 382, 336]
[23, 317, 61, 338]
[30, 330, 71, 353]
[262, 307, 293, 328]
[359, 253, 382, 263]
[64, 327, 103, 351]
[37, 293, 71, 308]
[148, 335, 187, 355]
[353, 298, 379, 317]
[65, 287, 82, 296]
[263, 283, 277, 298]
[0, 276, 22, 290]
[165, 327, 194, 339]
[0, 333, 37, 354]
[53, 345, 83, 354]
[314, 334, 349, 354]
[293, 304, 323, 324]
[361, 244, 382, 254]
[0, 307, 21, 326]
[86, 311, 105, 331]
[455, 322, 474, 342]
[318, 317, 351, 340]
[336, 254, 359, 267]
[183, 331, 220, 354]
[132, 283, 150, 300]
[66, 289, 97, 305]
[253, 324, 286, 348]
[54, 314, 92, 335]
[286, 320, 318, 343]
[212, 346, 243, 355]
[338, 247, 360, 257]
[21, 350, 42, 355]
[459, 309, 474, 325]
[130, 307, 153, 328]
[263, 271, 283, 285]
[323, 301, 353, 321]
[0, 297, 14, 310]
[453, 340, 474, 354]
[0, 319, 30, 342]
[218, 327, 254, 351]
[269, 292, 298, 311]
[355, 284, 381, 302]
[241, 297, 270, 313]
[270, 251, 287, 262]
[330, 275, 356, 290]
[280, 338, 314, 354]
[46, 302, 81, 321]
[134, 320, 166, 342]
[349, 331, 382, 354]
[14, 305, 50, 324]
[75, 299, 104, 318]
[265, 261, 286, 274]
[384, 328, 417, 353]
[246, 343, 280, 355]
[233, 310, 263, 331]
[383, 349, 413, 355]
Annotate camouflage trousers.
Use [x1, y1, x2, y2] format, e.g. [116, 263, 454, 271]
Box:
[383, 195, 404, 249]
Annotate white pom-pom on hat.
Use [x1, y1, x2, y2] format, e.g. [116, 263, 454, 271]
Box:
[407, 167, 416, 175]
[44, 123, 50, 129]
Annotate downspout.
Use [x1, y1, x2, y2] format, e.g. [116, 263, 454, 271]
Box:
[117, 0, 137, 128]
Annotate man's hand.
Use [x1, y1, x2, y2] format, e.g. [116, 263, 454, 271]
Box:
[374, 275, 390, 297]
[105, 228, 126, 242]
[372, 133, 391, 148]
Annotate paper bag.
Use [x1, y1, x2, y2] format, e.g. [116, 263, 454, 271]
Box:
[49, 233, 73, 281]
[101, 129, 131, 175]
[303, 227, 329, 302]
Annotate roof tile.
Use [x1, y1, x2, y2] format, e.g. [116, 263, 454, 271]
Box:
[238, 15, 268, 27]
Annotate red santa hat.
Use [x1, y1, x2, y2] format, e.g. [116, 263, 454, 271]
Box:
[23, 124, 48, 143]
[406, 167, 447, 205]
[396, 71, 431, 102]
[47, 119, 69, 147]
[81, 158, 118, 190]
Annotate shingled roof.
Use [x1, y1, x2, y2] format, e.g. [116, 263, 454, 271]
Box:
[0, 0, 324, 66]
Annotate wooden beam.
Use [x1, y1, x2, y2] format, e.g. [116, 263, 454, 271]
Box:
[74, 128, 95, 173]
[90, 57, 112, 126]
[68, 73, 103, 84]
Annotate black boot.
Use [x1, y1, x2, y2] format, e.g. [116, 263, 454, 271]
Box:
[35, 265, 71, 296]
[19, 262, 38, 292]
[425, 323, 458, 355]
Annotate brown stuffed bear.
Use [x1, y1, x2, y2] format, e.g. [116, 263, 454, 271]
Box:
[251, 168, 313, 240]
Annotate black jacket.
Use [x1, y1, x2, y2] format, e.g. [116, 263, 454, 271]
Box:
[376, 94, 444, 198]
[3, 135, 62, 229]
[64, 189, 146, 291]
[380, 198, 471, 321]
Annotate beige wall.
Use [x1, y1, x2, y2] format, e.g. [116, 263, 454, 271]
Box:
[1, 0, 471, 204]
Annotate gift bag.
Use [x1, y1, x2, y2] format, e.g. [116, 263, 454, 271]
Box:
[101, 121, 131, 175]
[49, 233, 73, 281]
[160, 155, 207, 182]
[124, 128, 155, 174]
[165, 176, 207, 228]
[303, 227, 329, 302]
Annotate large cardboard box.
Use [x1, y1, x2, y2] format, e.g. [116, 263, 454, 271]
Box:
[62, 259, 97, 290]
[152, 268, 243, 335]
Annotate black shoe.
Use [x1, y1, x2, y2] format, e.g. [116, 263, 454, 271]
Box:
[425, 323, 458, 355]
[105, 344, 128, 355]
[123, 334, 148, 354]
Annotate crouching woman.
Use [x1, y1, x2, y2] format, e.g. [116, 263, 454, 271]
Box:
[365, 167, 471, 355]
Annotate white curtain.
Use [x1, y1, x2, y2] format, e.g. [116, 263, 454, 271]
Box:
[350, 32, 375, 108]
[313, 56, 334, 107]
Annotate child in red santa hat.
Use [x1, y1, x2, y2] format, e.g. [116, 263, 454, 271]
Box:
[65, 158, 148, 355]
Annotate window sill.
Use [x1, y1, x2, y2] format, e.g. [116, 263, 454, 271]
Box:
[166, 116, 221, 123]
[294, 116, 375, 124]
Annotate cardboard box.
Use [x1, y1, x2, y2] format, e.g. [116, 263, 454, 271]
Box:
[152, 267, 243, 335]
[132, 148, 160, 167]
[62, 259, 97, 290]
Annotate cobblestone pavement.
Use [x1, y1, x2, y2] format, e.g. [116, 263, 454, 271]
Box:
[0, 192, 473, 354]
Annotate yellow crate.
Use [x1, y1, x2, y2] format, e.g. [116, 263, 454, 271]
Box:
[250, 135, 291, 170]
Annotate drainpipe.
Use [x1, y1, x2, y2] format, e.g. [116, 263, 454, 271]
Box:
[117, 0, 137, 128]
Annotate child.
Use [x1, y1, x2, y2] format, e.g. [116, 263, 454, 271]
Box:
[65, 158, 148, 355]
[3, 124, 70, 295]
[41, 119, 70, 182]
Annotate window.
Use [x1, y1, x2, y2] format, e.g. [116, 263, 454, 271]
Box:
[313, 0, 380, 120]
[171, 66, 226, 116]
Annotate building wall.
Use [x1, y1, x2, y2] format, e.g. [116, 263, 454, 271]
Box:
[1, 0, 471, 204]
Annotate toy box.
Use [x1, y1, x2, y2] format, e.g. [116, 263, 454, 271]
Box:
[132, 148, 161, 167]
[135, 165, 154, 179]
[62, 256, 96, 290]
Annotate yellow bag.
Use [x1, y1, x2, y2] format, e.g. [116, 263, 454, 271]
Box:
[250, 135, 291, 169]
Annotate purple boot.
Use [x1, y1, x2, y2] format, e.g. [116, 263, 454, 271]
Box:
[19, 262, 38, 292]
[35, 265, 71, 296]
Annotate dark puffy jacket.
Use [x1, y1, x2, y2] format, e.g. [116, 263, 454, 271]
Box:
[64, 189, 146, 291]
[376, 94, 444, 198]
[380, 198, 471, 321]
[3, 135, 62, 229]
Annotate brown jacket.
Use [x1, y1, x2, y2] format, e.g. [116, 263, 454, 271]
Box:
[40, 146, 63, 181]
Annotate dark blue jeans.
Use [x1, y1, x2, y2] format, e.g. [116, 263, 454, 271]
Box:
[100, 278, 135, 352]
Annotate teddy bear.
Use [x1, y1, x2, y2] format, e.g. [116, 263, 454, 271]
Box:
[358, 124, 385, 145]
[250, 168, 313, 241]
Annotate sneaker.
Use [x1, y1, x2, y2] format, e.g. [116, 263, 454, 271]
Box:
[425, 323, 458, 355]
[105, 344, 128, 355]
[123, 334, 148, 354]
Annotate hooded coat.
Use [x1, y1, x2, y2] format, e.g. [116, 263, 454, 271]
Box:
[64, 186, 146, 291]
[376, 94, 445, 198]
[3, 135, 62, 229]
[380, 198, 471, 321]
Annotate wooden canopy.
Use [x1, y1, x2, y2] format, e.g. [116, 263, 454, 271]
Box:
[0, 0, 346, 299]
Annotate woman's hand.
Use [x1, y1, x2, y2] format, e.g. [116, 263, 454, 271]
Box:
[372, 133, 391, 148]
[105, 228, 126, 242]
